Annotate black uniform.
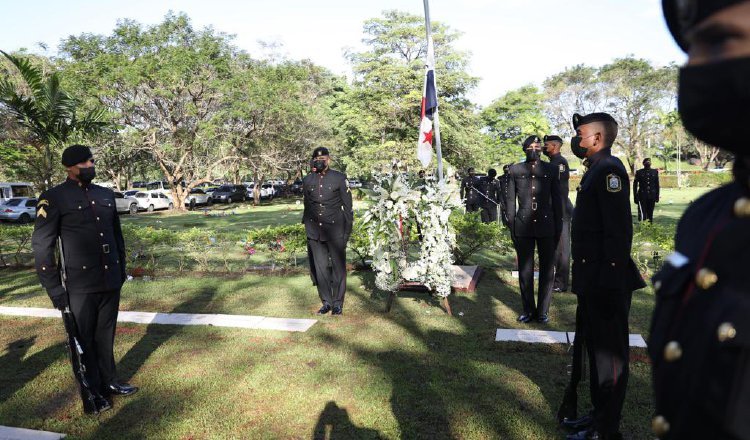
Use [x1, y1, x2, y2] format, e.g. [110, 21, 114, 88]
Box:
[32, 178, 127, 397]
[548, 153, 574, 291]
[460, 175, 481, 212]
[506, 160, 563, 319]
[302, 169, 353, 308]
[498, 171, 511, 226]
[633, 167, 659, 222]
[571, 148, 644, 434]
[477, 176, 501, 223]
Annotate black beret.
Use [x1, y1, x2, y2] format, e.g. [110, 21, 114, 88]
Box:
[522, 135, 541, 148]
[572, 112, 618, 130]
[663, 0, 745, 52]
[61, 145, 93, 167]
[543, 135, 563, 143]
[643, 157, 652, 165]
[311, 147, 330, 159]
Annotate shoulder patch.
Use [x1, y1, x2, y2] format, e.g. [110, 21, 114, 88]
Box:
[37, 206, 48, 218]
[559, 163, 565, 173]
[606, 173, 622, 192]
[37, 199, 49, 207]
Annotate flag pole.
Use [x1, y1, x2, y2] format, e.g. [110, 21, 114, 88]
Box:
[423, 0, 444, 182]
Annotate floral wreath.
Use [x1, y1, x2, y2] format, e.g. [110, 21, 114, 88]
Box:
[362, 168, 460, 297]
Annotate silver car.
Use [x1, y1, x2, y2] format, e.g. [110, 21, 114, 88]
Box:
[0, 197, 37, 223]
[114, 191, 139, 215]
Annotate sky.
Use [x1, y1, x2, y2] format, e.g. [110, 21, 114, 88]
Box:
[0, 0, 686, 106]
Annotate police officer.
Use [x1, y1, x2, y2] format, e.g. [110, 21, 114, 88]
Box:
[633, 158, 660, 222]
[303, 147, 353, 316]
[564, 113, 645, 440]
[499, 164, 512, 227]
[460, 167, 481, 212]
[649, 2, 750, 438]
[478, 168, 501, 223]
[543, 135, 574, 292]
[506, 135, 563, 323]
[31, 145, 137, 415]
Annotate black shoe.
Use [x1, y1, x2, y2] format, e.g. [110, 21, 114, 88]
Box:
[517, 314, 533, 323]
[562, 414, 594, 431]
[537, 314, 550, 323]
[106, 382, 139, 397]
[316, 304, 332, 315]
[332, 306, 343, 315]
[83, 394, 112, 415]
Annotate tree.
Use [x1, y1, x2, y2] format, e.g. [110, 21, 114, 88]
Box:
[337, 10, 487, 177]
[0, 51, 107, 190]
[481, 85, 550, 166]
[543, 65, 601, 133]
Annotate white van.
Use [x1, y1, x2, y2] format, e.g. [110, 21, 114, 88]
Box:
[0, 182, 35, 204]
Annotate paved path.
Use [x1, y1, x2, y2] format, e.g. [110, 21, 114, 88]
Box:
[0, 307, 316, 333]
[0, 426, 64, 440]
[495, 328, 647, 348]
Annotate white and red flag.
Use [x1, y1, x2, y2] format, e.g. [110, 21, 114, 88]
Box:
[417, 37, 438, 168]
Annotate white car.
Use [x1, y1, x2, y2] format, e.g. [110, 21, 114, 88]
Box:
[114, 192, 139, 215]
[348, 179, 363, 188]
[185, 188, 213, 209]
[0, 197, 37, 223]
[134, 191, 173, 212]
[245, 182, 274, 200]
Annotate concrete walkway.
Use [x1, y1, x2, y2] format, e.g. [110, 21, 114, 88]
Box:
[0, 307, 316, 333]
[495, 328, 647, 348]
[0, 426, 65, 440]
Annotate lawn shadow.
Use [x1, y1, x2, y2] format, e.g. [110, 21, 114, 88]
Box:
[312, 401, 384, 440]
[0, 337, 64, 404]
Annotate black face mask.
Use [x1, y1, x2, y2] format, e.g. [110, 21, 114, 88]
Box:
[570, 136, 588, 159]
[525, 149, 540, 162]
[679, 57, 750, 155]
[542, 148, 551, 158]
[644, 162, 651, 169]
[312, 160, 327, 173]
[78, 166, 96, 183]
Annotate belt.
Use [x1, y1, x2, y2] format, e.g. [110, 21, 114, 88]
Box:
[102, 244, 110, 254]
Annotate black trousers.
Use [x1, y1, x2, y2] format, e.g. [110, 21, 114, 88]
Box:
[558, 299, 587, 421]
[515, 236, 556, 316]
[637, 199, 656, 222]
[465, 200, 481, 212]
[553, 217, 571, 291]
[480, 205, 498, 223]
[580, 290, 632, 434]
[69, 289, 120, 395]
[308, 237, 347, 307]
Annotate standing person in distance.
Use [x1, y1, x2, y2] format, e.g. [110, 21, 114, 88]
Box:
[478, 168, 502, 223]
[649, 1, 750, 438]
[633, 158, 660, 222]
[31, 145, 138, 415]
[499, 164, 512, 227]
[506, 135, 563, 324]
[303, 147, 353, 316]
[460, 167, 481, 212]
[543, 135, 574, 293]
[564, 113, 645, 440]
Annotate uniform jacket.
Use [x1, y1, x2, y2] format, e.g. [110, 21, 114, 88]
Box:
[477, 176, 501, 209]
[547, 153, 575, 219]
[32, 179, 127, 298]
[301, 169, 353, 242]
[571, 149, 644, 294]
[460, 175, 481, 204]
[505, 160, 563, 238]
[634, 167, 660, 202]
[648, 175, 750, 439]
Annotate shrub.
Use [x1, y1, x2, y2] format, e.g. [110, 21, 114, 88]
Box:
[247, 224, 307, 267]
[449, 211, 511, 265]
[632, 222, 675, 278]
[0, 224, 34, 266]
[349, 219, 371, 267]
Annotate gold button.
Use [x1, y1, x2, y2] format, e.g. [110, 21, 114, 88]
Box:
[91, 201, 95, 205]
[582, 259, 586, 263]
[105, 265, 108, 269]
[717, 322, 737, 342]
[734, 197, 750, 218]
[319, 223, 322, 226]
[695, 268, 718, 290]
[654, 280, 662, 290]
[663, 341, 682, 362]
[78, 206, 82, 209]
[96, 217, 100, 221]
[82, 266, 87, 269]
[100, 233, 104, 237]
[652, 415, 670, 437]
[42, 267, 46, 271]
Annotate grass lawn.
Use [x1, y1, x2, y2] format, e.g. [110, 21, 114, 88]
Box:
[0, 187, 713, 439]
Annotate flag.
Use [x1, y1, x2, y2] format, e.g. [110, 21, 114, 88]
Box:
[417, 37, 437, 168]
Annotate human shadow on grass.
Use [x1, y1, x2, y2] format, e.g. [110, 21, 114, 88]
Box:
[312, 401, 384, 440]
[0, 337, 64, 405]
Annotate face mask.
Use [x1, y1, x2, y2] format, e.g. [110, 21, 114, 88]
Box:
[78, 166, 96, 183]
[644, 162, 651, 169]
[570, 134, 597, 159]
[542, 148, 551, 158]
[525, 149, 540, 162]
[678, 57, 750, 154]
[312, 160, 327, 172]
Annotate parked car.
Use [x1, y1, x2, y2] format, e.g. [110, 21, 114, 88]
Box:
[348, 179, 363, 189]
[0, 197, 37, 223]
[114, 192, 139, 215]
[245, 182, 274, 200]
[134, 191, 173, 212]
[185, 188, 213, 209]
[290, 179, 303, 195]
[131, 181, 148, 189]
[211, 184, 246, 204]
[123, 190, 140, 197]
[0, 182, 34, 205]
